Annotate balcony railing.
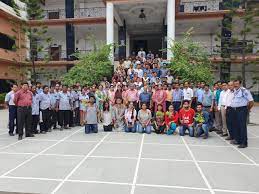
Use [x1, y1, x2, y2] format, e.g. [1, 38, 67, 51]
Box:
[36, 49, 93, 61]
[36, 50, 67, 61]
[74, 7, 106, 18]
[179, 0, 224, 13]
[43, 9, 66, 20]
[204, 46, 259, 57]
[42, 7, 105, 20]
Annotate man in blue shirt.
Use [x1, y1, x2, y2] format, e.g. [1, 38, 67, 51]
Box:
[139, 86, 152, 109]
[194, 103, 210, 139]
[172, 82, 183, 112]
[38, 85, 51, 133]
[230, 80, 254, 148]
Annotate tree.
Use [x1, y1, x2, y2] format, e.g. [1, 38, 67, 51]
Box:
[215, 0, 259, 87]
[167, 30, 213, 83]
[11, 0, 52, 83]
[62, 44, 113, 86]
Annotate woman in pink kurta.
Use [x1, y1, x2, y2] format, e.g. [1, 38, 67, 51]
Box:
[152, 84, 167, 112]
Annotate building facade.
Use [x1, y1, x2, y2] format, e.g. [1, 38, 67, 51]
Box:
[0, 0, 258, 92]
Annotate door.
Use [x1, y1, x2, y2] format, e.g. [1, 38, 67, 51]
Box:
[50, 46, 61, 61]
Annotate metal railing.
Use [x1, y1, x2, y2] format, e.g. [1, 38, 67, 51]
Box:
[204, 46, 259, 56]
[43, 9, 66, 20]
[179, 0, 224, 13]
[74, 7, 106, 18]
[36, 50, 67, 61]
[42, 7, 105, 20]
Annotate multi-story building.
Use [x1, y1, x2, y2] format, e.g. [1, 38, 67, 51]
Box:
[0, 0, 258, 93]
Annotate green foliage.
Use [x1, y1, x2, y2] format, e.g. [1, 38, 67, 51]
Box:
[0, 93, 7, 104]
[62, 44, 113, 86]
[168, 30, 213, 84]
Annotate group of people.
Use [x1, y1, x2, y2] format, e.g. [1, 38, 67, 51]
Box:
[4, 51, 254, 148]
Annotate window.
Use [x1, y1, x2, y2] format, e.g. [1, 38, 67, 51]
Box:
[0, 0, 13, 7]
[0, 33, 15, 51]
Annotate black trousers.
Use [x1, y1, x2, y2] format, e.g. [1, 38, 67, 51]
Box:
[31, 115, 39, 133]
[8, 105, 17, 134]
[59, 110, 70, 127]
[69, 110, 74, 127]
[103, 125, 113, 132]
[226, 107, 234, 139]
[173, 101, 181, 112]
[73, 107, 80, 126]
[50, 109, 58, 128]
[41, 109, 51, 132]
[232, 106, 248, 145]
[17, 106, 32, 136]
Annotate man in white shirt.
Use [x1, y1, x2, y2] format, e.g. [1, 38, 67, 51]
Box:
[137, 48, 146, 58]
[183, 82, 194, 104]
[134, 64, 144, 78]
[225, 81, 235, 141]
[218, 82, 229, 136]
[5, 84, 18, 136]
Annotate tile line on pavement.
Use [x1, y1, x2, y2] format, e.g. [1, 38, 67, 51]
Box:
[0, 127, 84, 178]
[181, 136, 215, 194]
[214, 132, 257, 165]
[1, 175, 258, 194]
[50, 133, 110, 194]
[130, 133, 145, 194]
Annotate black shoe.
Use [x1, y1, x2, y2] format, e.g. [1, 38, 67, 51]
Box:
[230, 140, 239, 145]
[25, 134, 35, 137]
[203, 135, 208, 139]
[221, 133, 228, 137]
[216, 131, 223, 134]
[40, 131, 46, 134]
[64, 126, 71, 129]
[33, 130, 39, 134]
[9, 133, 15, 136]
[48, 129, 52, 132]
[18, 135, 22, 140]
[60, 127, 63, 131]
[225, 137, 232, 141]
[238, 144, 247, 148]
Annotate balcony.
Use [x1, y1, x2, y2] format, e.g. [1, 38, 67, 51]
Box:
[36, 49, 92, 61]
[179, 0, 224, 13]
[43, 7, 106, 20]
[74, 7, 106, 18]
[205, 46, 259, 57]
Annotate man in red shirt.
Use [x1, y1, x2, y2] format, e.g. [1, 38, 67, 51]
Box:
[179, 100, 195, 137]
[14, 82, 34, 140]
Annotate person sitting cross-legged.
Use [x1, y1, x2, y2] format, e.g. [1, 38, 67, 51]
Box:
[137, 103, 152, 134]
[124, 102, 137, 133]
[179, 100, 195, 137]
[165, 105, 179, 135]
[153, 104, 166, 134]
[194, 103, 210, 139]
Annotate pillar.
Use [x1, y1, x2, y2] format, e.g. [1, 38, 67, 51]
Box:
[167, 0, 175, 60]
[106, 2, 114, 62]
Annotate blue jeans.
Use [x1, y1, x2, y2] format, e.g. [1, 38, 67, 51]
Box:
[137, 123, 151, 134]
[167, 122, 177, 135]
[179, 125, 194, 137]
[85, 124, 98, 134]
[8, 105, 17, 134]
[125, 123, 136, 133]
[196, 124, 209, 137]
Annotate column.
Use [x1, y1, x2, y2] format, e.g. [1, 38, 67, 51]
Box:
[167, 0, 175, 60]
[106, 2, 114, 62]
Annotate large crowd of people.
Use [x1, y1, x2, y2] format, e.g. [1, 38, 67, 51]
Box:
[5, 51, 255, 148]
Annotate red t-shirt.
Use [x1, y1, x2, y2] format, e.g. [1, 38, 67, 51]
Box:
[179, 108, 195, 125]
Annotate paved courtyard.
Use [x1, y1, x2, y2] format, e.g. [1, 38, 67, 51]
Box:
[0, 109, 258, 194]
